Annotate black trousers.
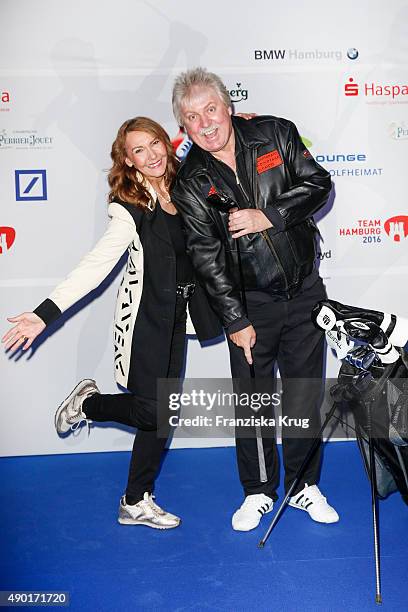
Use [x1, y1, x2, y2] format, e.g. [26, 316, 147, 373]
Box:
[227, 275, 327, 499]
[83, 295, 187, 503]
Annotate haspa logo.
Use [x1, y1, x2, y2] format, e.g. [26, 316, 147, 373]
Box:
[0, 227, 16, 254]
[344, 77, 408, 102]
[228, 82, 248, 103]
[344, 77, 359, 96]
[0, 90, 11, 112]
[171, 130, 192, 161]
[384, 216, 408, 242]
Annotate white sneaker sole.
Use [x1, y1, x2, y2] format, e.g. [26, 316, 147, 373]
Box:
[118, 517, 181, 529]
[54, 379, 95, 434]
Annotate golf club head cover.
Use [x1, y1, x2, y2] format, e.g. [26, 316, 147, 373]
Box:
[312, 299, 408, 364]
[344, 345, 379, 370]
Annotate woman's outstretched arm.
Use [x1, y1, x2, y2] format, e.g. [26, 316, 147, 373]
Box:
[2, 203, 137, 351]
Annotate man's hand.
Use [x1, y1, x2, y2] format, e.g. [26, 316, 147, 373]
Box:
[2, 312, 46, 351]
[228, 209, 272, 238]
[229, 324, 257, 365]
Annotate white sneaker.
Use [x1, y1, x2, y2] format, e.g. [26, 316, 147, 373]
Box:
[232, 493, 274, 531]
[118, 493, 181, 529]
[288, 484, 339, 523]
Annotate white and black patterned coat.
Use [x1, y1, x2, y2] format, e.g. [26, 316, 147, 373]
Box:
[34, 200, 221, 395]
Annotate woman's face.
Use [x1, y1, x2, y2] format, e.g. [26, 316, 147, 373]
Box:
[124, 130, 168, 181]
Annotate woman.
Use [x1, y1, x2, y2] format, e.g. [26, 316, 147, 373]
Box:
[2, 117, 222, 530]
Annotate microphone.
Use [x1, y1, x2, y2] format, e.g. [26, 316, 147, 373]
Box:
[206, 191, 237, 213]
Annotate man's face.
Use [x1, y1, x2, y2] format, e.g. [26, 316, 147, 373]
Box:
[180, 85, 233, 153]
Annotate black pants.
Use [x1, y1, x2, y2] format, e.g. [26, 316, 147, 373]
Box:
[83, 295, 187, 503]
[227, 276, 327, 499]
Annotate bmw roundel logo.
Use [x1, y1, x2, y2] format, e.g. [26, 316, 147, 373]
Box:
[347, 48, 359, 60]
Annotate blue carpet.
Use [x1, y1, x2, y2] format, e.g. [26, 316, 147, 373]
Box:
[1, 442, 407, 611]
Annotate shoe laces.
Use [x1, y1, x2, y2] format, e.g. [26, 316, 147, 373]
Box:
[67, 387, 97, 437]
[68, 415, 91, 437]
[143, 493, 165, 516]
[241, 494, 271, 513]
[294, 485, 326, 506]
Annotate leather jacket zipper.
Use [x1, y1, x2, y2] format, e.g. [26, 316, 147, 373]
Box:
[200, 165, 290, 294]
[234, 171, 250, 202]
[250, 149, 289, 292]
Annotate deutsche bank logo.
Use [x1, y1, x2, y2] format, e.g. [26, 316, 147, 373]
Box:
[15, 169, 47, 201]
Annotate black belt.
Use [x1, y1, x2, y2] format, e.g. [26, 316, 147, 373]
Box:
[176, 282, 195, 299]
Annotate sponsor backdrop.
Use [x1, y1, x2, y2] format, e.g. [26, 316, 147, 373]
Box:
[1, 0, 407, 456]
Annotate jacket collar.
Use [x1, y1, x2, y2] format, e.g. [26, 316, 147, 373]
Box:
[179, 116, 270, 180]
[232, 115, 270, 148]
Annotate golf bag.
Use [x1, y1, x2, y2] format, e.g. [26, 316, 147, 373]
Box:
[313, 299, 408, 504]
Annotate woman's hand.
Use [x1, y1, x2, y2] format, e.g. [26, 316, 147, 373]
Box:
[2, 312, 46, 351]
[234, 112, 257, 120]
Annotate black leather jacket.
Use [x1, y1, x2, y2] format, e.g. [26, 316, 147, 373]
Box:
[172, 115, 332, 328]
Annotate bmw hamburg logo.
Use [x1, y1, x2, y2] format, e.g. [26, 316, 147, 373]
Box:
[347, 48, 359, 60]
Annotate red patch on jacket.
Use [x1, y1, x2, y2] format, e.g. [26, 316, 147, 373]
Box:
[208, 185, 217, 196]
[257, 150, 283, 174]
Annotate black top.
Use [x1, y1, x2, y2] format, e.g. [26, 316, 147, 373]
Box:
[162, 210, 194, 284]
[210, 128, 253, 210]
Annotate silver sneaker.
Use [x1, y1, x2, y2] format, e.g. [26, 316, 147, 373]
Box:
[55, 379, 99, 435]
[118, 493, 181, 529]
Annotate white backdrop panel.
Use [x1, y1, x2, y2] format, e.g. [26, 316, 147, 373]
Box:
[1, 0, 407, 456]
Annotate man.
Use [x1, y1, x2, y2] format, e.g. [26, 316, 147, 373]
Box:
[171, 67, 339, 531]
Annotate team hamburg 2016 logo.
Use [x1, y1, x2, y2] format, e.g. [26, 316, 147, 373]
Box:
[339, 215, 408, 245]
